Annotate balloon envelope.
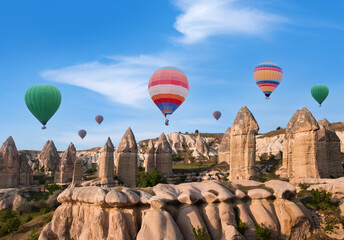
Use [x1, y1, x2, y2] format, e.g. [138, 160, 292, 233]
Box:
[213, 111, 221, 120]
[311, 85, 329, 106]
[25, 85, 62, 128]
[253, 62, 283, 99]
[95, 115, 104, 125]
[78, 130, 87, 139]
[148, 66, 189, 118]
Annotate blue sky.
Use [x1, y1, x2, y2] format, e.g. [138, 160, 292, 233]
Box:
[1, 0, 344, 150]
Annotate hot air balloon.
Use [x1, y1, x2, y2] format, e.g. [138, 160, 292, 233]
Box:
[78, 130, 87, 139]
[25, 84, 62, 129]
[311, 85, 329, 106]
[95, 115, 104, 125]
[253, 62, 283, 99]
[148, 66, 189, 125]
[213, 111, 221, 121]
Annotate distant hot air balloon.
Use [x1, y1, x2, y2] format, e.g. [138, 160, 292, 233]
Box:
[78, 130, 87, 139]
[253, 62, 283, 99]
[95, 115, 104, 125]
[25, 84, 62, 129]
[148, 66, 189, 126]
[311, 85, 329, 107]
[213, 111, 221, 121]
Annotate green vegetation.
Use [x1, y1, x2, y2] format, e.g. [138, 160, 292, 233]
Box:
[85, 167, 97, 174]
[45, 183, 60, 196]
[26, 215, 33, 223]
[0, 209, 21, 236]
[192, 225, 210, 240]
[259, 153, 275, 161]
[257, 157, 282, 182]
[254, 224, 271, 240]
[26, 228, 40, 240]
[42, 214, 53, 224]
[233, 206, 247, 235]
[137, 169, 167, 187]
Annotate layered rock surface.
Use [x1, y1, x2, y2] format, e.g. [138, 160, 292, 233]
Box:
[229, 107, 259, 180]
[0, 137, 33, 187]
[39, 181, 312, 240]
[54, 143, 77, 184]
[38, 140, 60, 172]
[144, 140, 155, 173]
[218, 127, 230, 164]
[116, 128, 138, 187]
[155, 133, 173, 177]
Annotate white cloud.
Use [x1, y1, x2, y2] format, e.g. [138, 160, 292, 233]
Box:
[40, 54, 180, 108]
[173, 0, 287, 44]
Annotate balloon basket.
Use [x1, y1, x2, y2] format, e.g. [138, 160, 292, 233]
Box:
[265, 97, 270, 100]
[42, 126, 46, 130]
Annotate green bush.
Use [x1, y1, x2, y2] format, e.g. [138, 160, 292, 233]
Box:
[233, 206, 248, 235]
[26, 215, 33, 223]
[298, 183, 310, 191]
[85, 167, 97, 174]
[27, 229, 39, 240]
[42, 214, 53, 224]
[40, 208, 47, 214]
[192, 225, 210, 240]
[255, 224, 271, 240]
[306, 189, 339, 211]
[45, 183, 60, 196]
[137, 169, 167, 187]
[0, 210, 21, 236]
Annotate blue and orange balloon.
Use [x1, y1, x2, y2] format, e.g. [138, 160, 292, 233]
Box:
[253, 62, 283, 99]
[148, 66, 189, 125]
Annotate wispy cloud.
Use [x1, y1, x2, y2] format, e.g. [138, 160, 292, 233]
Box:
[40, 54, 180, 108]
[173, 0, 288, 44]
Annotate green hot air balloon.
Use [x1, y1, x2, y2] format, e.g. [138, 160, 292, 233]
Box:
[311, 85, 329, 107]
[25, 85, 62, 129]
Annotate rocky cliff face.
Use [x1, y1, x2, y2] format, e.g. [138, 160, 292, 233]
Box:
[195, 134, 209, 159]
[278, 108, 320, 179]
[116, 128, 138, 187]
[39, 180, 312, 240]
[144, 140, 155, 174]
[0, 137, 33, 187]
[155, 133, 173, 177]
[229, 107, 259, 180]
[38, 140, 60, 172]
[54, 143, 77, 184]
[218, 127, 231, 164]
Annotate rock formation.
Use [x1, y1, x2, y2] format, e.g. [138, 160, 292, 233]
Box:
[276, 108, 342, 179]
[218, 127, 231, 164]
[71, 159, 83, 187]
[38, 140, 60, 172]
[97, 138, 116, 187]
[0, 137, 33, 187]
[39, 181, 312, 240]
[116, 128, 138, 187]
[229, 107, 259, 180]
[54, 143, 76, 184]
[195, 134, 209, 159]
[317, 119, 343, 178]
[144, 140, 155, 174]
[155, 133, 173, 177]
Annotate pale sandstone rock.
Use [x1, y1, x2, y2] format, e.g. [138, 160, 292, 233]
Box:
[235, 200, 257, 240]
[176, 205, 208, 240]
[199, 203, 222, 240]
[274, 198, 311, 240]
[222, 225, 245, 240]
[235, 190, 247, 199]
[317, 119, 343, 178]
[0, 137, 33, 187]
[247, 189, 273, 199]
[148, 196, 166, 209]
[54, 143, 76, 184]
[116, 128, 138, 187]
[38, 140, 60, 172]
[105, 189, 128, 206]
[195, 134, 209, 159]
[218, 127, 231, 164]
[144, 140, 155, 173]
[278, 108, 320, 179]
[97, 137, 115, 187]
[0, 188, 23, 210]
[137, 210, 183, 240]
[71, 159, 83, 187]
[264, 180, 296, 199]
[249, 199, 280, 238]
[229, 106, 259, 180]
[155, 132, 173, 177]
